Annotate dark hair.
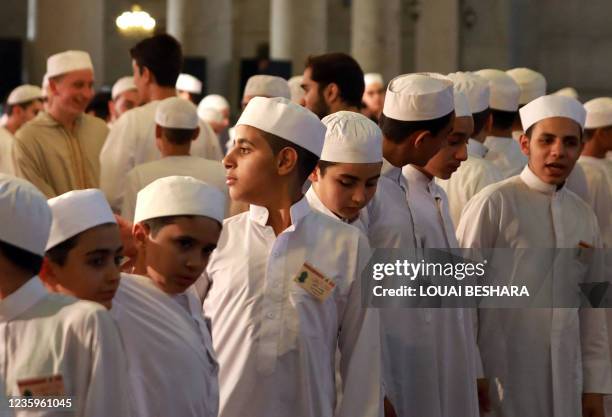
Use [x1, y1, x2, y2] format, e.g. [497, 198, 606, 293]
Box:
[472, 108, 490, 137]
[161, 127, 197, 145]
[490, 109, 517, 131]
[142, 215, 194, 238]
[6, 99, 43, 116]
[86, 91, 112, 121]
[0, 240, 44, 276]
[130, 34, 183, 87]
[379, 111, 454, 144]
[317, 160, 338, 176]
[45, 235, 80, 267]
[259, 130, 319, 184]
[305, 53, 364, 108]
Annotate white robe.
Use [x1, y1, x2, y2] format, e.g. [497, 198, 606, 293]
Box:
[484, 135, 528, 178]
[0, 127, 15, 176]
[198, 198, 382, 417]
[304, 186, 368, 234]
[0, 277, 132, 417]
[100, 101, 223, 210]
[111, 273, 219, 417]
[457, 165, 612, 417]
[578, 156, 612, 248]
[121, 155, 228, 222]
[436, 138, 504, 227]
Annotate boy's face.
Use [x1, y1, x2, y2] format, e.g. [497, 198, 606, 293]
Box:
[223, 125, 283, 205]
[311, 162, 382, 221]
[424, 115, 472, 179]
[140, 217, 221, 294]
[520, 117, 583, 185]
[409, 115, 455, 167]
[44, 224, 123, 309]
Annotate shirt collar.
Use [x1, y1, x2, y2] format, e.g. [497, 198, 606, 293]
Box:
[305, 186, 337, 219]
[467, 138, 489, 158]
[382, 158, 403, 183]
[249, 195, 311, 227]
[36, 111, 83, 128]
[403, 164, 431, 188]
[519, 164, 561, 195]
[0, 276, 48, 322]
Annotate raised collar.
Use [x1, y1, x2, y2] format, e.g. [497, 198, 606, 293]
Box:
[249, 195, 311, 228]
[519, 164, 561, 195]
[403, 164, 432, 191]
[0, 276, 48, 322]
[381, 158, 403, 183]
[467, 138, 489, 158]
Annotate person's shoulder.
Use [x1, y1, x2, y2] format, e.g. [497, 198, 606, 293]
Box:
[306, 208, 364, 240]
[42, 293, 115, 332]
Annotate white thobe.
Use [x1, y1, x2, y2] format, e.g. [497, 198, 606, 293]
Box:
[437, 138, 504, 227]
[0, 128, 14, 175]
[0, 277, 132, 417]
[120, 155, 228, 222]
[484, 135, 528, 178]
[578, 156, 612, 248]
[198, 197, 382, 417]
[305, 186, 368, 234]
[111, 274, 218, 417]
[457, 165, 612, 417]
[99, 101, 223, 210]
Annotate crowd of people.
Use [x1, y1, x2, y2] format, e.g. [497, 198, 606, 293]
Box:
[0, 31, 611, 417]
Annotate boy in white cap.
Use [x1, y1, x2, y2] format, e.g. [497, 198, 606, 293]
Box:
[306, 111, 382, 234]
[3, 85, 44, 135]
[241, 74, 290, 109]
[112, 175, 224, 417]
[0, 174, 131, 417]
[40, 189, 122, 309]
[476, 68, 528, 178]
[199, 96, 382, 417]
[109, 75, 139, 124]
[199, 94, 232, 150]
[121, 97, 227, 222]
[457, 95, 612, 417]
[362, 73, 385, 122]
[12, 50, 108, 198]
[100, 34, 221, 211]
[176, 73, 203, 103]
[436, 71, 503, 226]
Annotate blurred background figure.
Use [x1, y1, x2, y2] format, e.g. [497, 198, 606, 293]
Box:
[361, 73, 385, 122]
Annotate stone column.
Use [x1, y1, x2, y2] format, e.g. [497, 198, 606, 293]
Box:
[27, 0, 105, 86]
[351, 0, 401, 82]
[414, 0, 459, 73]
[270, 0, 327, 75]
[167, 0, 233, 97]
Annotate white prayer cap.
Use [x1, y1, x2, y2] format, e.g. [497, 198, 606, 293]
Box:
[506, 68, 547, 105]
[237, 96, 325, 156]
[199, 94, 229, 112]
[0, 174, 52, 256]
[46, 50, 93, 78]
[553, 87, 579, 100]
[447, 72, 489, 114]
[475, 69, 520, 112]
[288, 76, 305, 104]
[519, 95, 586, 132]
[111, 76, 137, 100]
[382, 72, 454, 121]
[364, 73, 384, 87]
[41, 74, 49, 99]
[320, 111, 383, 163]
[454, 90, 471, 118]
[7, 85, 43, 105]
[155, 97, 198, 129]
[243, 75, 290, 99]
[134, 176, 226, 225]
[584, 97, 612, 129]
[197, 105, 223, 124]
[46, 189, 116, 251]
[176, 73, 202, 94]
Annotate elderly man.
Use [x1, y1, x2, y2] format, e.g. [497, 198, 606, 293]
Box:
[12, 50, 107, 198]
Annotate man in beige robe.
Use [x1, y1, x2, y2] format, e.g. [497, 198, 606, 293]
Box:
[12, 50, 107, 198]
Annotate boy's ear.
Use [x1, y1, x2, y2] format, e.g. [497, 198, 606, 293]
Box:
[519, 134, 531, 157]
[276, 147, 299, 176]
[191, 127, 200, 141]
[309, 167, 320, 183]
[155, 124, 163, 140]
[413, 130, 432, 149]
[133, 222, 149, 250]
[39, 258, 59, 289]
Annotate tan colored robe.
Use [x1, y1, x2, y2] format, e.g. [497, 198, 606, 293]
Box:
[12, 111, 108, 198]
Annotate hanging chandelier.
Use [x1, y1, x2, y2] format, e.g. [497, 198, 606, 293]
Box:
[116, 5, 156, 33]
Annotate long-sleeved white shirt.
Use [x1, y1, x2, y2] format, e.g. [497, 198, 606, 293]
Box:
[457, 165, 612, 417]
[100, 101, 223, 210]
[111, 274, 218, 417]
[198, 197, 382, 417]
[120, 155, 228, 222]
[484, 135, 528, 178]
[0, 277, 132, 417]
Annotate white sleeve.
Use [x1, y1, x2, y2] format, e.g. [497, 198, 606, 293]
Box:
[100, 114, 138, 211]
[456, 189, 499, 250]
[336, 235, 383, 417]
